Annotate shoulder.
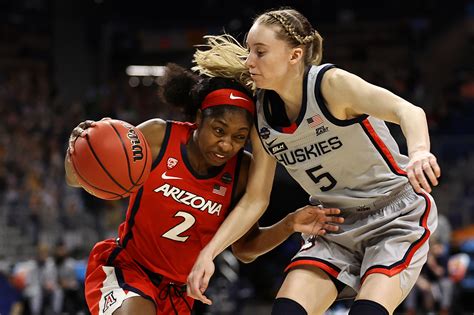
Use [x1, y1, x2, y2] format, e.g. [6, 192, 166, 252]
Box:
[321, 68, 350, 87]
[137, 118, 167, 135]
[321, 67, 366, 90]
[320, 68, 365, 100]
[137, 118, 168, 160]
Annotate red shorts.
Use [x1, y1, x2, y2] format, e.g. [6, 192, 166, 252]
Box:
[85, 239, 194, 315]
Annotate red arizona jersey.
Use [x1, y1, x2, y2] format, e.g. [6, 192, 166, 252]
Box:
[117, 121, 243, 283]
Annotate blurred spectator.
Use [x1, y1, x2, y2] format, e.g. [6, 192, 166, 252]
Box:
[13, 243, 59, 315]
[0, 261, 23, 315]
[53, 241, 84, 315]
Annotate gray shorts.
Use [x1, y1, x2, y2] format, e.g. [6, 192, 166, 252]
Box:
[287, 184, 438, 299]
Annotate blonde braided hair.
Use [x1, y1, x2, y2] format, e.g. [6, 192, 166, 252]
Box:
[266, 12, 318, 45]
[258, 8, 323, 65]
[191, 8, 323, 90]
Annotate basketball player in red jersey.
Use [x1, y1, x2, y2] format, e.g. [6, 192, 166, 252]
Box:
[64, 64, 342, 315]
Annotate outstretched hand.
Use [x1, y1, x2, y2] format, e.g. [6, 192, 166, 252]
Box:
[406, 151, 441, 193]
[290, 205, 344, 236]
[186, 251, 215, 305]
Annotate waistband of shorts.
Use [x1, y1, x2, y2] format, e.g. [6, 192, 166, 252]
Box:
[341, 183, 414, 214]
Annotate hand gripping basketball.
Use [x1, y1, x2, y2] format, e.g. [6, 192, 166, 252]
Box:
[68, 118, 152, 200]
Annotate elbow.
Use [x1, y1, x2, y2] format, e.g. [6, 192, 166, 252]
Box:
[413, 106, 426, 117]
[231, 244, 257, 264]
[402, 104, 425, 120]
[235, 252, 257, 264]
[237, 256, 256, 264]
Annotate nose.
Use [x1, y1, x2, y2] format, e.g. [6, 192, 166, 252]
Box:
[218, 137, 233, 153]
[244, 53, 254, 69]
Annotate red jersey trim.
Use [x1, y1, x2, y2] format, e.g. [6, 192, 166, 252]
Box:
[285, 257, 340, 279]
[361, 191, 432, 283]
[120, 187, 144, 249]
[360, 119, 407, 176]
[151, 122, 173, 171]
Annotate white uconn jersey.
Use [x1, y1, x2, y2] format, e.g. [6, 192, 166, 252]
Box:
[255, 64, 410, 210]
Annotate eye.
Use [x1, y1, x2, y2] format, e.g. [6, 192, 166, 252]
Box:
[214, 127, 224, 135]
[256, 50, 265, 57]
[233, 134, 248, 142]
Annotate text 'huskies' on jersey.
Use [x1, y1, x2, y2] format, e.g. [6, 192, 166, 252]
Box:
[271, 136, 343, 166]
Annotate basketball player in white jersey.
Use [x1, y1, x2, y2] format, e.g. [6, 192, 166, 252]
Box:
[186, 7, 441, 315]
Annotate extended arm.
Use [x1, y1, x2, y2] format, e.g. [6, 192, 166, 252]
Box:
[322, 68, 441, 193]
[186, 125, 277, 304]
[232, 205, 343, 263]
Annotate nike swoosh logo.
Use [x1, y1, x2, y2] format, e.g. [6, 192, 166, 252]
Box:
[229, 93, 249, 101]
[161, 171, 182, 180]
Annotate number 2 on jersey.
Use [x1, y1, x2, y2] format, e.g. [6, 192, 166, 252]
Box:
[305, 165, 337, 191]
[162, 211, 196, 242]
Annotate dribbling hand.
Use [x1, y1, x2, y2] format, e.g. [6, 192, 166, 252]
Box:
[67, 118, 111, 157]
[406, 150, 441, 193]
[67, 120, 96, 156]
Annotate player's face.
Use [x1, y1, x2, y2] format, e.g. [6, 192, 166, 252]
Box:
[245, 23, 294, 89]
[196, 111, 250, 167]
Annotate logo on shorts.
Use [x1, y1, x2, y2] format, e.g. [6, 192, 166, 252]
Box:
[103, 292, 117, 312]
[356, 205, 371, 212]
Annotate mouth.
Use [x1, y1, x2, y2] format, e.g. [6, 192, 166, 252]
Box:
[209, 152, 228, 163]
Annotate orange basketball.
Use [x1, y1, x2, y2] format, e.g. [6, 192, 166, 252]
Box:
[70, 119, 152, 200]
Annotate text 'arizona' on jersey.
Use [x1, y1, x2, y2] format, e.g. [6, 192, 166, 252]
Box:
[117, 121, 242, 283]
[255, 64, 409, 210]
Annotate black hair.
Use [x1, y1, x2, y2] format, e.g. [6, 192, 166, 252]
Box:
[159, 63, 254, 125]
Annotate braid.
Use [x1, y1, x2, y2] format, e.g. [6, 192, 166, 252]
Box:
[266, 12, 317, 45]
[258, 8, 324, 65]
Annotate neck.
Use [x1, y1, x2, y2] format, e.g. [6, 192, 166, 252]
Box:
[273, 66, 305, 122]
[186, 132, 209, 175]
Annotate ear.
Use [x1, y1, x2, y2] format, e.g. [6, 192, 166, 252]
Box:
[289, 47, 304, 65]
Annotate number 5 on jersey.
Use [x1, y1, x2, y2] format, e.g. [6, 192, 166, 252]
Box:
[305, 165, 337, 192]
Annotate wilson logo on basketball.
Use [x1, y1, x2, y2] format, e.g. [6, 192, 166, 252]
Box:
[126, 128, 144, 162]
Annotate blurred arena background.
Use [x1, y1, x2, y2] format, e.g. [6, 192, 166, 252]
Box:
[1, 0, 474, 314]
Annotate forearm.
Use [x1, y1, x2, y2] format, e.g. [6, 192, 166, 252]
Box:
[202, 195, 269, 259]
[233, 214, 294, 263]
[64, 154, 81, 187]
[399, 106, 431, 156]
